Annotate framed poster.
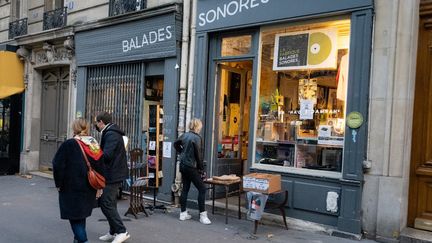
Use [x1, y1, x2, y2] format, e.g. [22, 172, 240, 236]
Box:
[273, 28, 338, 71]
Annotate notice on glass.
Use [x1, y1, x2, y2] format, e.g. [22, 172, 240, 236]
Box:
[163, 142, 172, 158]
[299, 99, 314, 120]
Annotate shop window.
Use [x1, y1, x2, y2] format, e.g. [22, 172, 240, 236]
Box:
[254, 19, 350, 175]
[221, 35, 252, 57]
[0, 99, 10, 159]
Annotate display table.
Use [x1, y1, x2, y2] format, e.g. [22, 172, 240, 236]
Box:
[204, 178, 242, 224]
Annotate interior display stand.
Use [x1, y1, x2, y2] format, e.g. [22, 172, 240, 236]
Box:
[144, 104, 167, 212]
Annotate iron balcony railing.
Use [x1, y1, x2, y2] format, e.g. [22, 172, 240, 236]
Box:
[109, 0, 147, 17]
[9, 18, 28, 39]
[43, 7, 67, 31]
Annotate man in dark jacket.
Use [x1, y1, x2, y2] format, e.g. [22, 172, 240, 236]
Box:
[94, 112, 130, 243]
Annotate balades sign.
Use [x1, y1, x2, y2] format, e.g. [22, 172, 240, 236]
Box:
[75, 14, 178, 66]
[196, 0, 373, 32]
[122, 26, 173, 53]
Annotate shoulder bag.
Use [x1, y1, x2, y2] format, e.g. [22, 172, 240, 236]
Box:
[75, 139, 106, 190]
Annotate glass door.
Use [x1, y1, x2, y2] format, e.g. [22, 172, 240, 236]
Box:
[214, 61, 252, 177]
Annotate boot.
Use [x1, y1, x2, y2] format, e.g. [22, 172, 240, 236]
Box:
[199, 211, 211, 225]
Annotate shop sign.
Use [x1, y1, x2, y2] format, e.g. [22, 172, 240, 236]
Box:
[76, 14, 178, 66]
[121, 26, 173, 53]
[197, 0, 372, 32]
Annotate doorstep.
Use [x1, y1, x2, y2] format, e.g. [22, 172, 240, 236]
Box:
[205, 199, 335, 235]
[28, 170, 53, 180]
[400, 227, 432, 243]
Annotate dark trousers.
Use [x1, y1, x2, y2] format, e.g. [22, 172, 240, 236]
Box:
[69, 219, 88, 243]
[180, 165, 206, 212]
[100, 182, 126, 234]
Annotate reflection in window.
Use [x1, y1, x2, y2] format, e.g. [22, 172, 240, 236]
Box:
[221, 35, 252, 57]
[255, 19, 350, 173]
[0, 99, 10, 158]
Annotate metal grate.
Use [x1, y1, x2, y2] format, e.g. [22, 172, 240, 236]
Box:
[86, 63, 143, 152]
[43, 7, 67, 31]
[109, 0, 147, 17]
[9, 18, 27, 39]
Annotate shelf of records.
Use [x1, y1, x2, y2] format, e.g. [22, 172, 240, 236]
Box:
[255, 117, 344, 172]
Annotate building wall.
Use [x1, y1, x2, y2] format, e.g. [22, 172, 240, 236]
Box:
[0, 0, 181, 43]
[362, 0, 419, 240]
[0, 1, 11, 42]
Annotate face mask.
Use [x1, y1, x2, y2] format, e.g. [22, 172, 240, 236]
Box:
[94, 123, 101, 132]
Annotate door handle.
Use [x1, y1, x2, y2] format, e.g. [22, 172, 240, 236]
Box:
[40, 135, 49, 141]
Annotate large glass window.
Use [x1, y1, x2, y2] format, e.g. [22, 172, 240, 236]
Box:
[254, 19, 350, 175]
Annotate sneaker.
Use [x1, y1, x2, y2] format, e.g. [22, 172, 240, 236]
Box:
[199, 211, 211, 225]
[111, 232, 130, 243]
[179, 211, 192, 221]
[99, 233, 115, 241]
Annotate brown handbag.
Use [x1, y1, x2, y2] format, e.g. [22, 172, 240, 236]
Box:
[76, 139, 106, 190]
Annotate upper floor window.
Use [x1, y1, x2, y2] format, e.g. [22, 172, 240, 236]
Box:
[45, 0, 64, 11]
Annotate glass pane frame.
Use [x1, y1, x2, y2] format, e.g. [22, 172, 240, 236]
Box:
[214, 30, 259, 60]
[251, 17, 352, 179]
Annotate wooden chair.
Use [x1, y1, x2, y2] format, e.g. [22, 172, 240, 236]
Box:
[124, 148, 149, 219]
[253, 190, 288, 234]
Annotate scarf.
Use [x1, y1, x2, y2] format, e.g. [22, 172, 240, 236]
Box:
[74, 135, 103, 161]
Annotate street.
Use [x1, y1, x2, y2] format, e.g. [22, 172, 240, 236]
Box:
[0, 175, 377, 243]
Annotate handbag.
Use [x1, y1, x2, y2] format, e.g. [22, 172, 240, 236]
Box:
[76, 139, 106, 190]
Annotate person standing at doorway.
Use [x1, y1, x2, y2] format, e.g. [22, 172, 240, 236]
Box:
[174, 118, 211, 225]
[94, 112, 131, 243]
[52, 118, 104, 243]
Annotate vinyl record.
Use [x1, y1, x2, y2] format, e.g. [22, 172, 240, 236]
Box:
[307, 32, 332, 65]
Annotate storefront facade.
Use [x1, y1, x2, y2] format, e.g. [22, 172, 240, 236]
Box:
[0, 45, 24, 175]
[75, 4, 182, 201]
[193, 0, 373, 234]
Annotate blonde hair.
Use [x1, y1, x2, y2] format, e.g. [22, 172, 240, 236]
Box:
[188, 118, 202, 133]
[72, 118, 90, 136]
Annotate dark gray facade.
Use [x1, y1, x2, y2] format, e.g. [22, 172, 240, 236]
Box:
[193, 0, 373, 234]
[75, 6, 182, 201]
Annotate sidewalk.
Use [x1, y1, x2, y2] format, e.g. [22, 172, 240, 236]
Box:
[0, 175, 377, 243]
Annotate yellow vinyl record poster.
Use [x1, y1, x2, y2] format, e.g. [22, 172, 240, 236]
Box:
[308, 32, 332, 65]
[307, 28, 337, 69]
[273, 28, 337, 71]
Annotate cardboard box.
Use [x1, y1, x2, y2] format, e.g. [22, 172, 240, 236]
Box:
[243, 173, 281, 194]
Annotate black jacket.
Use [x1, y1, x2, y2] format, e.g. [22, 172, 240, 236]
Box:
[100, 124, 129, 184]
[52, 139, 105, 220]
[174, 131, 203, 170]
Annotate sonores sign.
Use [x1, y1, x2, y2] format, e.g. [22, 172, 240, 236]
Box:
[76, 14, 179, 66]
[196, 0, 373, 32]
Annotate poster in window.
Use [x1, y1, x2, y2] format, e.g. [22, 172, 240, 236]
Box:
[273, 28, 338, 71]
[298, 79, 317, 104]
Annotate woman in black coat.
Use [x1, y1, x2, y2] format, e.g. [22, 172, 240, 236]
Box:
[53, 118, 105, 243]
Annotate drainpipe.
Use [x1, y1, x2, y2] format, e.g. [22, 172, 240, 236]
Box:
[172, 0, 192, 206]
[185, 0, 197, 129]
